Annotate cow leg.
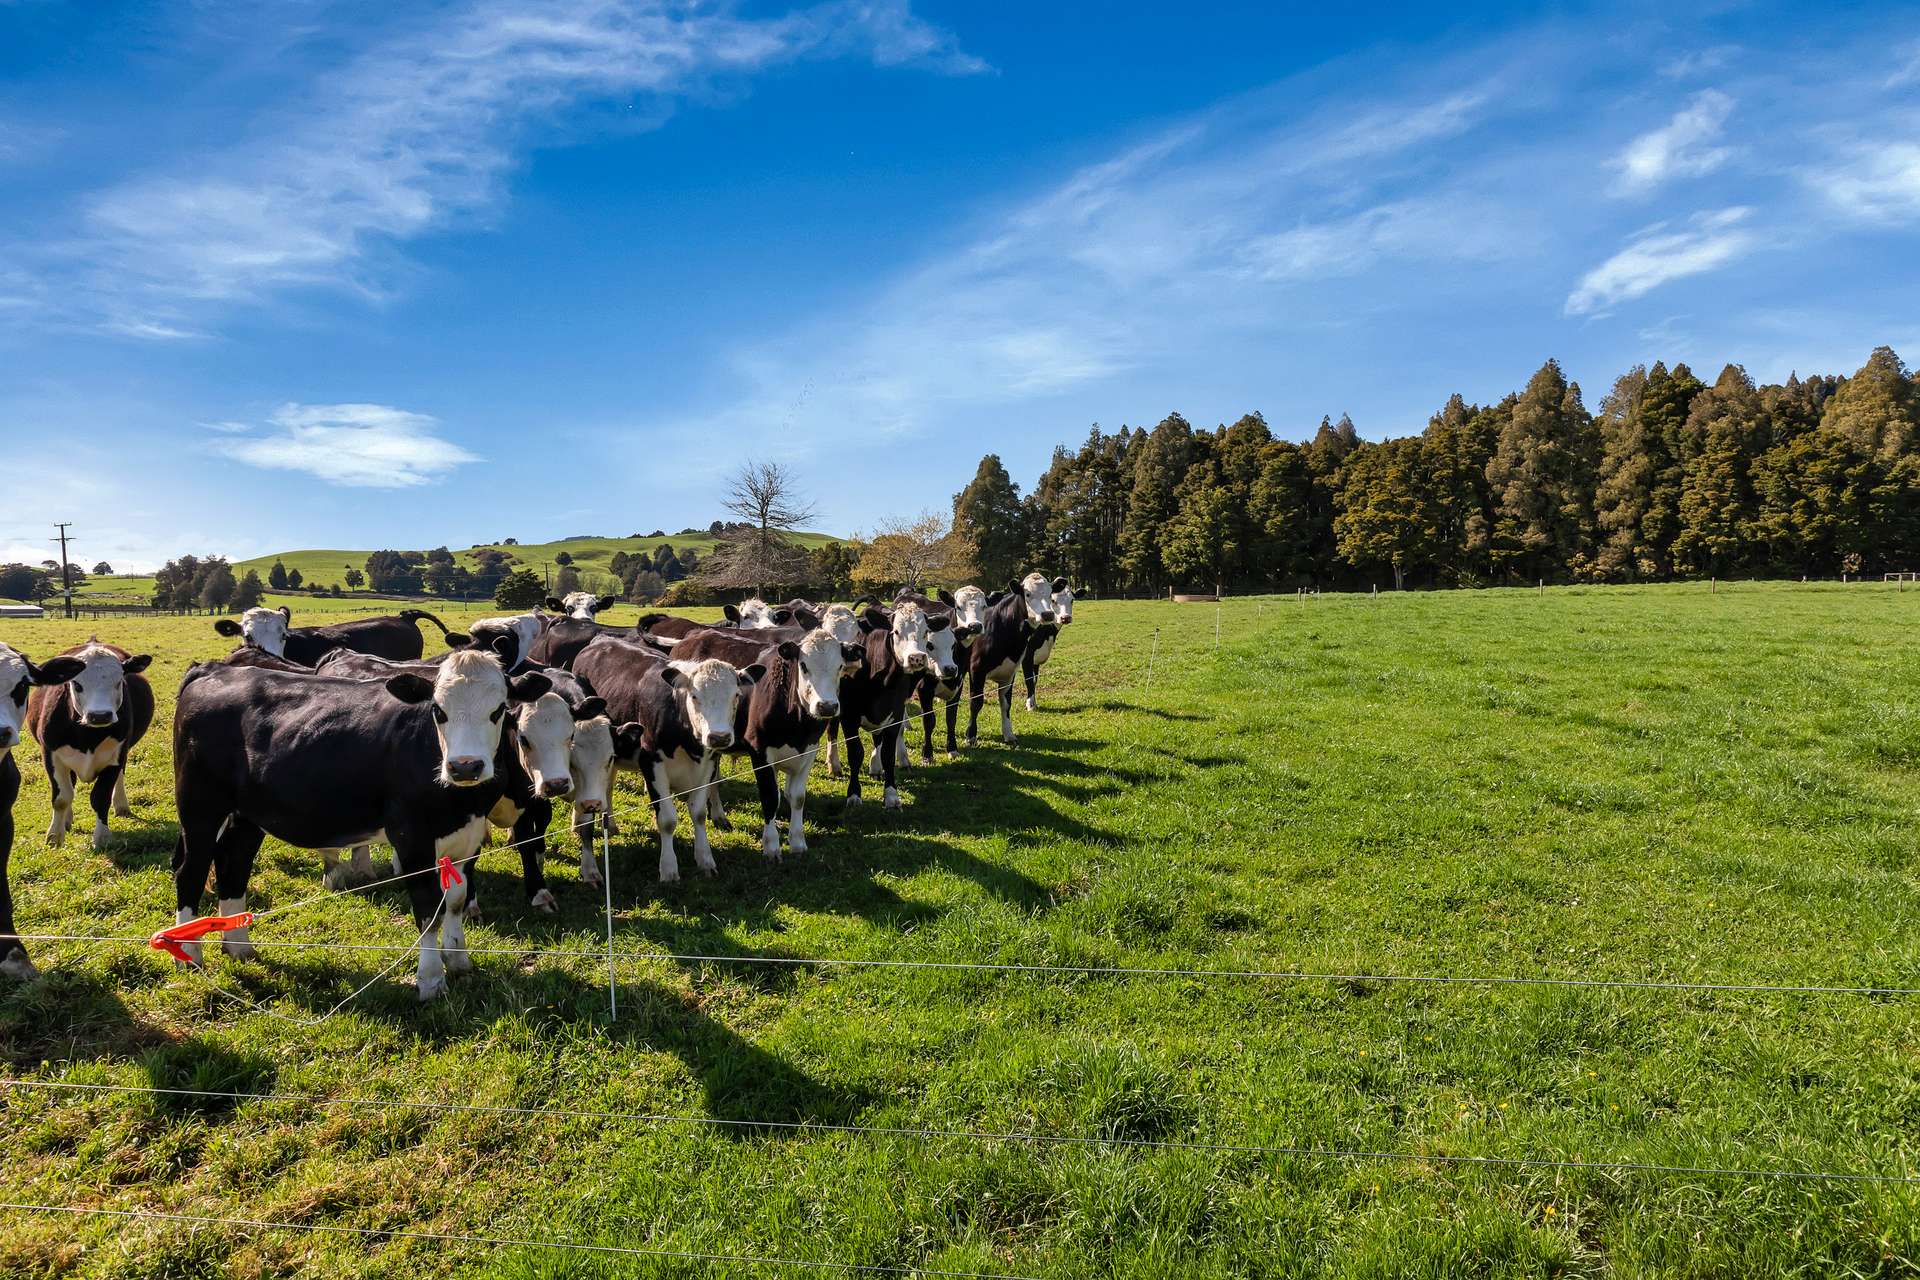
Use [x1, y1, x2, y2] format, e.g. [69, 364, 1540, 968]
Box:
[895, 721, 911, 769]
[753, 750, 782, 861]
[576, 811, 605, 890]
[965, 669, 985, 748]
[432, 817, 486, 976]
[515, 796, 557, 914]
[919, 684, 937, 765]
[843, 722, 865, 806]
[393, 837, 449, 1001]
[170, 804, 226, 967]
[211, 818, 264, 959]
[322, 848, 348, 890]
[0, 767, 33, 980]
[688, 767, 717, 877]
[1023, 653, 1041, 711]
[999, 680, 1016, 744]
[351, 844, 373, 881]
[784, 750, 815, 854]
[85, 764, 123, 850]
[110, 759, 133, 819]
[826, 719, 843, 777]
[705, 774, 732, 831]
[944, 689, 960, 757]
[43, 757, 74, 847]
[877, 724, 903, 809]
[650, 764, 681, 883]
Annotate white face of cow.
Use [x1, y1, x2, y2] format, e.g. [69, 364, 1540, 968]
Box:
[736, 598, 778, 629]
[817, 605, 866, 673]
[0, 645, 31, 753]
[1018, 573, 1057, 625]
[423, 650, 512, 786]
[559, 592, 608, 621]
[568, 715, 617, 814]
[948, 586, 990, 638]
[792, 630, 851, 719]
[888, 602, 936, 674]
[467, 613, 544, 669]
[1052, 579, 1076, 625]
[665, 658, 755, 750]
[64, 644, 147, 729]
[512, 692, 576, 799]
[223, 606, 292, 655]
[924, 618, 960, 683]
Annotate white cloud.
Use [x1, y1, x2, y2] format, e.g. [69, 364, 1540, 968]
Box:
[211, 403, 480, 487]
[50, 0, 977, 332]
[1659, 47, 1737, 79]
[1611, 90, 1734, 195]
[1566, 207, 1758, 315]
[1888, 42, 1920, 89]
[1809, 142, 1920, 223]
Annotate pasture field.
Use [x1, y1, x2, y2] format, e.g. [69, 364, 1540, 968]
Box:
[3, 584, 1919, 1278]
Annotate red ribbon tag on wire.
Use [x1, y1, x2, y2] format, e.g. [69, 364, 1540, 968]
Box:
[438, 855, 463, 890]
[148, 911, 254, 965]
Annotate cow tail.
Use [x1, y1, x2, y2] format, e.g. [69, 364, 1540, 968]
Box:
[400, 609, 456, 638]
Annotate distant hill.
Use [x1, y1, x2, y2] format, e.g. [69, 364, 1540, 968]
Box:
[233, 531, 841, 594]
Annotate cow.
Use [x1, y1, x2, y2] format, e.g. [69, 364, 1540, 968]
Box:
[527, 617, 635, 670]
[315, 651, 622, 912]
[169, 651, 552, 998]
[219, 647, 316, 672]
[26, 641, 155, 850]
[635, 612, 741, 646]
[1021, 577, 1075, 709]
[213, 606, 456, 664]
[444, 612, 548, 671]
[894, 587, 993, 763]
[0, 644, 82, 979]
[572, 637, 757, 883]
[671, 627, 860, 859]
[545, 592, 619, 621]
[966, 574, 1057, 747]
[838, 602, 946, 808]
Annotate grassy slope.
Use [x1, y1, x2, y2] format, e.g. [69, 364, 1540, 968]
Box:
[233, 532, 841, 595]
[3, 584, 1919, 1277]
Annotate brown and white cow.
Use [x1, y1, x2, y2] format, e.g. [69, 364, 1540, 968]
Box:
[27, 641, 154, 850]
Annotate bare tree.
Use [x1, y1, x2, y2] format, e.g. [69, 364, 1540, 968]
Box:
[853, 510, 977, 594]
[699, 460, 819, 596]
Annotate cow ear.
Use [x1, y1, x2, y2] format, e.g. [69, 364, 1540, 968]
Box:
[544, 597, 564, 612]
[927, 615, 951, 632]
[122, 654, 153, 675]
[277, 605, 292, 621]
[851, 595, 878, 611]
[740, 663, 766, 686]
[489, 633, 517, 660]
[862, 606, 891, 630]
[508, 671, 553, 703]
[722, 605, 741, 623]
[27, 656, 84, 686]
[937, 589, 956, 607]
[841, 643, 864, 664]
[214, 619, 242, 636]
[777, 640, 800, 661]
[771, 609, 793, 626]
[384, 673, 435, 704]
[986, 590, 1006, 606]
[1009, 578, 1024, 595]
[572, 696, 608, 721]
[893, 586, 911, 601]
[1052, 576, 1069, 592]
[856, 618, 875, 635]
[596, 595, 618, 612]
[658, 665, 684, 688]
[444, 632, 472, 648]
[794, 607, 821, 629]
[614, 722, 648, 758]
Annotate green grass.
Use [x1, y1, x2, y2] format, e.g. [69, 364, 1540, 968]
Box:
[233, 532, 841, 595]
[3, 583, 1919, 1277]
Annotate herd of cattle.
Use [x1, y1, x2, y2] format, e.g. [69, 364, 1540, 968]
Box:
[0, 574, 1076, 998]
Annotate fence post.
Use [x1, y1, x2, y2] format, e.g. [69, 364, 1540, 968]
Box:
[1214, 605, 1221, 653]
[1146, 628, 1159, 690]
[601, 817, 617, 1022]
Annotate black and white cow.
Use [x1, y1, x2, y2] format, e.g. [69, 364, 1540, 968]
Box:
[213, 606, 456, 664]
[545, 592, 619, 621]
[26, 641, 155, 850]
[315, 650, 622, 913]
[444, 612, 548, 671]
[572, 637, 757, 882]
[966, 574, 1056, 746]
[895, 586, 992, 763]
[671, 627, 860, 859]
[0, 644, 82, 979]
[527, 617, 635, 670]
[1020, 577, 1075, 709]
[838, 602, 946, 808]
[169, 652, 552, 998]
[636, 612, 742, 646]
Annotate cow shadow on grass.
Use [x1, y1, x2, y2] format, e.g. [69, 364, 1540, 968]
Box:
[0, 962, 172, 1067]
[208, 951, 861, 1130]
[1080, 698, 1208, 722]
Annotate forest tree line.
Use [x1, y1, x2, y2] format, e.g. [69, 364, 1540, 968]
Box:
[948, 348, 1920, 594]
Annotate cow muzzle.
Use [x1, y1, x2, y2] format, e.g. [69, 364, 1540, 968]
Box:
[963, 624, 983, 638]
[446, 756, 487, 785]
[906, 653, 928, 672]
[0, 727, 14, 749]
[539, 776, 573, 798]
[704, 731, 734, 750]
[812, 699, 839, 719]
[84, 710, 115, 728]
[576, 796, 607, 814]
[1040, 611, 1056, 624]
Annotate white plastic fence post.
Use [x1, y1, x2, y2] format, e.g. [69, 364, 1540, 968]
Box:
[601, 816, 617, 1022]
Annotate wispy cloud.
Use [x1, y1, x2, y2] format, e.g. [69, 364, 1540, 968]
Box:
[1611, 90, 1734, 195]
[0, 120, 62, 166]
[1808, 142, 1920, 223]
[1887, 41, 1920, 89]
[1659, 47, 1737, 80]
[1566, 207, 1758, 315]
[40, 0, 977, 336]
[211, 403, 480, 487]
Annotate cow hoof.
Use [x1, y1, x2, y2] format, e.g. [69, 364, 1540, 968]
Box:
[114, 804, 134, 820]
[445, 948, 473, 974]
[222, 938, 256, 961]
[417, 973, 447, 1002]
[659, 869, 680, 884]
[710, 811, 733, 832]
[530, 889, 558, 914]
[463, 899, 484, 922]
[788, 836, 808, 856]
[174, 942, 204, 968]
[90, 823, 112, 851]
[0, 948, 38, 981]
[845, 794, 862, 808]
[883, 787, 902, 810]
[1025, 697, 1037, 711]
[323, 866, 352, 890]
[964, 735, 978, 748]
[580, 868, 604, 890]
[44, 828, 65, 848]
[919, 752, 935, 766]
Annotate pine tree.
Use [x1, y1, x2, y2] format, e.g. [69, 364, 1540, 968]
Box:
[1421, 394, 1504, 584]
[1486, 360, 1598, 580]
[1161, 462, 1236, 590]
[267, 560, 289, 590]
[1335, 437, 1440, 588]
[952, 454, 1025, 588]
[1117, 414, 1193, 593]
[233, 570, 265, 611]
[1672, 365, 1769, 575]
[1820, 346, 1920, 460]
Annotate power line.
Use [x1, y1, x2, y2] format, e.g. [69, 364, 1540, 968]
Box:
[6, 1078, 1915, 1185]
[0, 1202, 1044, 1279]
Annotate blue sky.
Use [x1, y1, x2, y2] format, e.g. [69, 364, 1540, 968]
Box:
[2, 0, 1917, 572]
